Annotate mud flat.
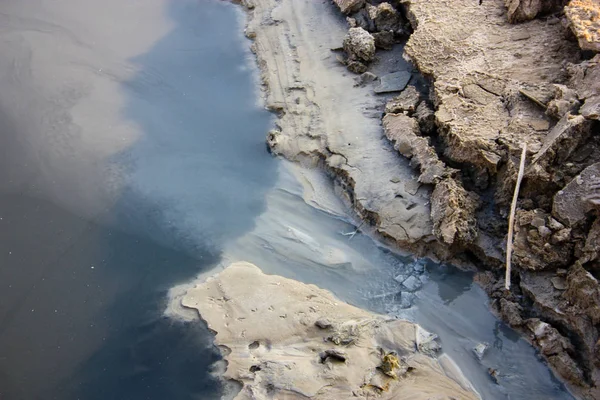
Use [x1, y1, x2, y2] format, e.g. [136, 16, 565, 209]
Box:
[173, 262, 479, 399]
[236, 0, 600, 397]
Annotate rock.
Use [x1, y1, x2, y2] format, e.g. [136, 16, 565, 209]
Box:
[564, 263, 600, 325]
[372, 30, 395, 50]
[553, 162, 600, 226]
[581, 95, 600, 120]
[488, 368, 499, 384]
[413, 260, 426, 273]
[401, 275, 423, 292]
[565, 0, 600, 52]
[383, 113, 449, 184]
[178, 262, 478, 399]
[346, 59, 368, 74]
[568, 55, 600, 121]
[367, 2, 401, 32]
[552, 227, 572, 244]
[343, 27, 376, 64]
[352, 7, 376, 32]
[416, 326, 441, 356]
[315, 318, 333, 329]
[504, 0, 565, 23]
[513, 209, 573, 270]
[531, 114, 593, 169]
[415, 101, 436, 134]
[384, 85, 420, 114]
[473, 343, 489, 360]
[431, 178, 480, 247]
[551, 276, 568, 290]
[548, 217, 565, 231]
[319, 349, 347, 363]
[353, 71, 378, 87]
[374, 71, 412, 93]
[399, 291, 416, 309]
[499, 298, 525, 326]
[546, 84, 581, 120]
[525, 318, 586, 385]
[332, 0, 365, 15]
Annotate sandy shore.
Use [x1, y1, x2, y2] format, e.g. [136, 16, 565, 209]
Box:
[175, 262, 480, 399]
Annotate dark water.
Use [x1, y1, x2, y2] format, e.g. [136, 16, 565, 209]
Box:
[0, 1, 272, 399]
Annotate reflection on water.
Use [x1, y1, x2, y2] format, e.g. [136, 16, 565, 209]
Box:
[0, 1, 272, 399]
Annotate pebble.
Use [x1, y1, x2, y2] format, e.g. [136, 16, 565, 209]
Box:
[401, 276, 422, 292]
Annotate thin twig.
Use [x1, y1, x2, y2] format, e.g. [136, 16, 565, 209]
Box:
[505, 143, 527, 291]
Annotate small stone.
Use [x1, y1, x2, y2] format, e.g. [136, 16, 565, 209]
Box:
[343, 27, 376, 64]
[538, 225, 552, 238]
[401, 275, 423, 292]
[315, 319, 333, 329]
[556, 268, 568, 277]
[375, 71, 412, 94]
[354, 71, 378, 87]
[373, 31, 395, 50]
[552, 228, 572, 244]
[319, 349, 347, 363]
[346, 60, 368, 74]
[488, 368, 499, 384]
[531, 215, 546, 228]
[548, 217, 565, 231]
[473, 342, 489, 360]
[416, 326, 441, 356]
[385, 85, 420, 114]
[551, 277, 567, 291]
[399, 292, 416, 309]
[413, 261, 425, 274]
[394, 274, 407, 284]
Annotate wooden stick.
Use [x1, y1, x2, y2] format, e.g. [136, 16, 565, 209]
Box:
[505, 143, 527, 291]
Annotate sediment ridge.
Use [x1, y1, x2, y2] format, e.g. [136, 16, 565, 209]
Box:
[178, 262, 479, 399]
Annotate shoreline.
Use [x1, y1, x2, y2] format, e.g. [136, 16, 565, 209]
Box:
[221, 0, 598, 398]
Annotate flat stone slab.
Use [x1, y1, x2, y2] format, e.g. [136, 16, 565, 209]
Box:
[375, 71, 412, 94]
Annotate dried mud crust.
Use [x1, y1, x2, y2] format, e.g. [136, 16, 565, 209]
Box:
[399, 0, 600, 397]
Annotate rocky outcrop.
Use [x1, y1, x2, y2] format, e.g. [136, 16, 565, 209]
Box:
[565, 0, 600, 53]
[179, 262, 479, 400]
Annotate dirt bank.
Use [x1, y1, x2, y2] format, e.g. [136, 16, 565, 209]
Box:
[238, 0, 599, 397]
[176, 262, 479, 399]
